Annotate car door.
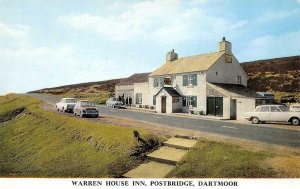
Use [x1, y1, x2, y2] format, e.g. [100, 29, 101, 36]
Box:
[269, 106, 283, 122]
[256, 106, 270, 121]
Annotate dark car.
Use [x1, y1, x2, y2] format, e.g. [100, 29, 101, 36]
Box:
[74, 100, 99, 118]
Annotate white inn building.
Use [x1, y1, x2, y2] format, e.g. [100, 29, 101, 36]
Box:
[116, 37, 265, 120]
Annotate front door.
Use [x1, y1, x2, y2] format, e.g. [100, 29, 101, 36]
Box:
[161, 97, 166, 113]
[230, 99, 237, 120]
[207, 97, 223, 117]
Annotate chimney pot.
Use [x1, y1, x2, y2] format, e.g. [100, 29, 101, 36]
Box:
[222, 37, 226, 41]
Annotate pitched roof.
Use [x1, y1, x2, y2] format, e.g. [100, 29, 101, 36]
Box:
[155, 87, 182, 97]
[207, 82, 263, 98]
[149, 51, 224, 77]
[117, 72, 150, 86]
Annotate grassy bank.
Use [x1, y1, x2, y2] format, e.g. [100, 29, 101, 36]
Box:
[168, 139, 277, 178]
[0, 94, 159, 177]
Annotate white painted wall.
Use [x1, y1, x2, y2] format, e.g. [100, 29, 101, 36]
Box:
[206, 54, 248, 86]
[133, 82, 149, 105]
[223, 97, 231, 119]
[235, 98, 256, 120]
[149, 72, 207, 113]
[155, 90, 172, 114]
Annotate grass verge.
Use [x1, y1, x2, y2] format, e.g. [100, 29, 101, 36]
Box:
[167, 139, 277, 178]
[0, 94, 160, 177]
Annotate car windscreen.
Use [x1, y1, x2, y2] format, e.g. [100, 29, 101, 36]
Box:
[278, 105, 288, 112]
[66, 99, 76, 103]
[81, 101, 96, 106]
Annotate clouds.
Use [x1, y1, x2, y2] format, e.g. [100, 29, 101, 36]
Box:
[238, 30, 300, 61]
[0, 21, 29, 39]
[58, 0, 245, 44]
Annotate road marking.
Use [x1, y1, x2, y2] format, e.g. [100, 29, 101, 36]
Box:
[153, 116, 162, 119]
[222, 126, 238, 129]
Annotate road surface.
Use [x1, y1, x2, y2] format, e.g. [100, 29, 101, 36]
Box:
[28, 93, 300, 148]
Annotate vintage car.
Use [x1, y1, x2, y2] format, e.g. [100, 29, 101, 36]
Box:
[55, 98, 77, 112]
[106, 97, 124, 108]
[74, 100, 99, 118]
[289, 104, 300, 112]
[243, 105, 300, 126]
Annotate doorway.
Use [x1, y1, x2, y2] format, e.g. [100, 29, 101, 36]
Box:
[207, 97, 223, 117]
[161, 96, 166, 113]
[230, 99, 237, 120]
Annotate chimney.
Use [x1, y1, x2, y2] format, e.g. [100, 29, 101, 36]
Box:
[166, 49, 178, 62]
[219, 37, 232, 54]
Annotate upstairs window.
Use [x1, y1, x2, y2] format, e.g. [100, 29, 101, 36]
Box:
[183, 74, 197, 86]
[153, 77, 164, 87]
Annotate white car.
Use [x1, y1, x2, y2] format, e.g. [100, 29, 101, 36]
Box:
[243, 105, 300, 126]
[55, 98, 77, 112]
[289, 104, 300, 112]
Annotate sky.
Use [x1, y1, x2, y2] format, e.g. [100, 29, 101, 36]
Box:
[0, 0, 300, 95]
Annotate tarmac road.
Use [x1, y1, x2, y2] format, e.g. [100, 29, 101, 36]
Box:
[28, 93, 300, 148]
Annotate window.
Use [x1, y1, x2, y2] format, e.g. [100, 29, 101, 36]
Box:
[171, 76, 176, 85]
[279, 105, 288, 112]
[153, 95, 156, 105]
[182, 96, 186, 107]
[172, 97, 180, 103]
[237, 76, 241, 84]
[154, 77, 163, 87]
[271, 106, 281, 112]
[183, 74, 197, 86]
[136, 93, 142, 104]
[260, 106, 269, 112]
[182, 96, 197, 107]
[255, 107, 261, 112]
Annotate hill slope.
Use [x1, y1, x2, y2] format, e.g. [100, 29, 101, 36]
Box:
[241, 56, 300, 102]
[29, 79, 122, 104]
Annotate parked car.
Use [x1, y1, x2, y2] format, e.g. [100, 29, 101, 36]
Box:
[106, 97, 124, 108]
[289, 104, 300, 112]
[74, 100, 99, 118]
[243, 105, 300, 126]
[56, 98, 77, 112]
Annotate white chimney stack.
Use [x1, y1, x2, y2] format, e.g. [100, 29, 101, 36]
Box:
[219, 37, 232, 55]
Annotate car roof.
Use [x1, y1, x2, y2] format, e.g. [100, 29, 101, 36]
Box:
[78, 100, 93, 102]
[62, 98, 77, 100]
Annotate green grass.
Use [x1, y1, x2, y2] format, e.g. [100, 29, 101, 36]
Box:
[167, 139, 276, 178]
[0, 94, 159, 177]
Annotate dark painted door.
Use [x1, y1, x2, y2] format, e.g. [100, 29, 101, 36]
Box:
[207, 97, 223, 117]
[215, 97, 223, 117]
[161, 97, 166, 113]
[207, 97, 215, 115]
[230, 99, 237, 120]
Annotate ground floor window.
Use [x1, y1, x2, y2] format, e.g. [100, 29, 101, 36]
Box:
[136, 93, 142, 104]
[153, 95, 156, 105]
[182, 96, 197, 107]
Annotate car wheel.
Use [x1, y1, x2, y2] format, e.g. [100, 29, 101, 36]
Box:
[74, 112, 77, 116]
[291, 118, 300, 126]
[251, 117, 260, 124]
